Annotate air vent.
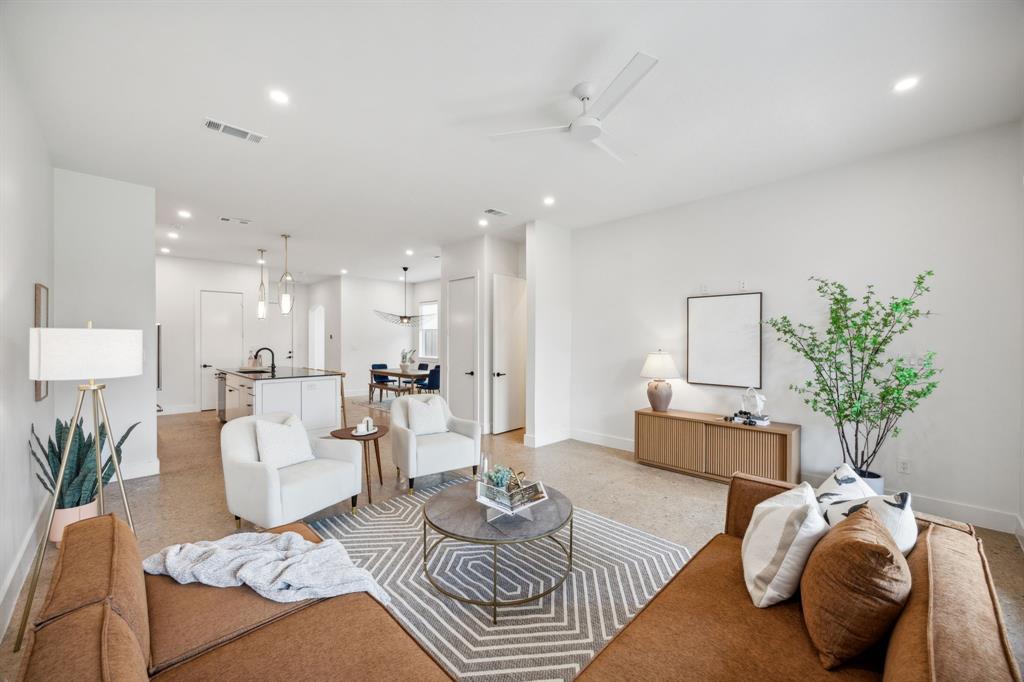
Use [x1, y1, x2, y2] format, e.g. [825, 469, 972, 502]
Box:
[483, 208, 509, 217]
[219, 216, 254, 225]
[202, 117, 266, 144]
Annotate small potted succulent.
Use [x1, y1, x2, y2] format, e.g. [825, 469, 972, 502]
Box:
[400, 348, 417, 373]
[30, 417, 139, 544]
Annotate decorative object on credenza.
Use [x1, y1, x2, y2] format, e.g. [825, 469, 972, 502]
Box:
[400, 348, 417, 372]
[687, 291, 762, 388]
[34, 283, 49, 401]
[765, 272, 940, 492]
[15, 322, 143, 652]
[726, 387, 770, 425]
[640, 349, 680, 412]
[30, 417, 140, 544]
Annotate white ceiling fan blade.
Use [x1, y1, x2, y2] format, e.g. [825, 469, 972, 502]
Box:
[589, 52, 658, 121]
[592, 137, 625, 163]
[489, 124, 570, 141]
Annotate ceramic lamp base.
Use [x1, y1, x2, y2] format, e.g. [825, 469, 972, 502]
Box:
[647, 380, 672, 412]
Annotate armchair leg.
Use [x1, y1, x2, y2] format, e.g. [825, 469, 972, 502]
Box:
[351, 494, 358, 513]
[408, 477, 415, 495]
[234, 515, 241, 529]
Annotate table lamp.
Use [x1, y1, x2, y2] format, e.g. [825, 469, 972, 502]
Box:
[15, 322, 142, 652]
[641, 349, 680, 412]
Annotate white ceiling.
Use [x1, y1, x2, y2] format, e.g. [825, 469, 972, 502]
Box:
[3, 1, 1023, 282]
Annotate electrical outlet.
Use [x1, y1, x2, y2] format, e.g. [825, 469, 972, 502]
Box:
[739, 280, 746, 291]
[897, 459, 910, 474]
[701, 284, 709, 294]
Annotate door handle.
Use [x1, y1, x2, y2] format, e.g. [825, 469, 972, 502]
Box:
[493, 372, 506, 377]
[464, 371, 475, 376]
[201, 364, 212, 368]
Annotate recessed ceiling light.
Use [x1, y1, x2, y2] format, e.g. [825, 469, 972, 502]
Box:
[269, 89, 290, 105]
[160, 247, 170, 254]
[177, 209, 191, 219]
[167, 230, 179, 239]
[405, 249, 414, 256]
[340, 269, 348, 275]
[478, 218, 488, 227]
[892, 75, 920, 94]
[257, 258, 266, 265]
[543, 196, 556, 206]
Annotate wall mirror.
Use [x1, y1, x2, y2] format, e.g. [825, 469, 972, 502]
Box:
[686, 292, 762, 388]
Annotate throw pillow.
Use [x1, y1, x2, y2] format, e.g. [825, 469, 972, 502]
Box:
[408, 397, 449, 436]
[255, 416, 314, 469]
[823, 492, 918, 555]
[741, 482, 830, 608]
[801, 507, 912, 670]
[814, 463, 876, 511]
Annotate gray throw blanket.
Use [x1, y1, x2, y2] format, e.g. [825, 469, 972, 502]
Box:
[143, 531, 389, 604]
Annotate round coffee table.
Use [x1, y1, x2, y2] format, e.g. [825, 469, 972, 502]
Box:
[330, 425, 389, 504]
[422, 481, 574, 624]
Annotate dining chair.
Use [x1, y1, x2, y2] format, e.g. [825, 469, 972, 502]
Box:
[418, 366, 441, 394]
[404, 362, 429, 387]
[369, 363, 396, 402]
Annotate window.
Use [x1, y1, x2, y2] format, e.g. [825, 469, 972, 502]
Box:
[418, 301, 438, 359]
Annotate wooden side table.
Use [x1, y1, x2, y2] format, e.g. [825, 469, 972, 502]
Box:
[330, 425, 389, 504]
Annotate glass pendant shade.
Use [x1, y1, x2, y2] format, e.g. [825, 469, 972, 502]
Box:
[278, 235, 294, 316]
[256, 249, 267, 320]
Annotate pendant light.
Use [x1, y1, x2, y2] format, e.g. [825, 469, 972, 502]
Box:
[374, 266, 427, 327]
[278, 234, 294, 316]
[256, 248, 267, 320]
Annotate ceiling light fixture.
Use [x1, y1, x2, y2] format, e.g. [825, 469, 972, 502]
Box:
[375, 267, 427, 327]
[160, 247, 170, 254]
[405, 249, 414, 256]
[892, 75, 920, 94]
[543, 196, 556, 206]
[167, 230, 180, 239]
[256, 248, 267, 320]
[478, 218, 488, 227]
[278, 234, 294, 316]
[177, 210, 191, 219]
[269, 89, 290, 105]
[340, 269, 348, 275]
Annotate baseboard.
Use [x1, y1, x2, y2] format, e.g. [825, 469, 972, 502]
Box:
[158, 404, 200, 416]
[570, 428, 633, 452]
[0, 498, 48, 638]
[1015, 515, 1024, 552]
[523, 428, 571, 449]
[121, 458, 160, 480]
[343, 390, 369, 399]
[523, 433, 535, 448]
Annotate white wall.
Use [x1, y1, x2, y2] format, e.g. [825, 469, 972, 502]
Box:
[54, 169, 158, 480]
[526, 221, 572, 447]
[571, 122, 1024, 531]
[339, 275, 411, 397]
[0, 30, 55, 635]
[308, 276, 341, 371]
[155, 256, 309, 413]
[409, 279, 441, 358]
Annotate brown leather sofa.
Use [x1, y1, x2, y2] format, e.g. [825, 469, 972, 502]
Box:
[21, 474, 1022, 681]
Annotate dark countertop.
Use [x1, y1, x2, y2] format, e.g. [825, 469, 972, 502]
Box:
[218, 367, 343, 381]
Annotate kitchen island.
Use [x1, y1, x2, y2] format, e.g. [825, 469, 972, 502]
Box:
[218, 368, 342, 435]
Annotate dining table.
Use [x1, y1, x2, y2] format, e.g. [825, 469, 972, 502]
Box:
[369, 367, 430, 399]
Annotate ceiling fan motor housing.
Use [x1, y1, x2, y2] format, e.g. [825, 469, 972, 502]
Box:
[569, 116, 603, 140]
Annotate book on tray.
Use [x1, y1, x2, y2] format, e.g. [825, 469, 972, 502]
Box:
[476, 480, 548, 516]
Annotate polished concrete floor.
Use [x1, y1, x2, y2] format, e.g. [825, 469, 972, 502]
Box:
[2, 401, 1022, 678]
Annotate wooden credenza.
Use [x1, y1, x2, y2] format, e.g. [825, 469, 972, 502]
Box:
[634, 408, 801, 483]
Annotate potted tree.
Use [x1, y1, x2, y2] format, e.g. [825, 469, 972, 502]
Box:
[30, 417, 139, 544]
[766, 272, 940, 493]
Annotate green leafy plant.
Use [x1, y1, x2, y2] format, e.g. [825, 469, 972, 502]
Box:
[30, 418, 140, 509]
[765, 272, 940, 475]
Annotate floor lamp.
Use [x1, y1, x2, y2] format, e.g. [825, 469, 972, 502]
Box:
[14, 323, 142, 652]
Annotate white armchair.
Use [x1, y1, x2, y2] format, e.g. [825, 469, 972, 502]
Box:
[390, 395, 481, 492]
[220, 412, 363, 528]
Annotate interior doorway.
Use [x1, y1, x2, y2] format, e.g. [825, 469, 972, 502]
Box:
[492, 274, 527, 433]
[308, 304, 325, 369]
[446, 275, 477, 420]
[199, 290, 243, 410]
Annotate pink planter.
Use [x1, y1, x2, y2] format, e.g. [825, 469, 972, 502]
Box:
[49, 500, 99, 546]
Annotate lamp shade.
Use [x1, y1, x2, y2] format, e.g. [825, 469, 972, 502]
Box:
[640, 351, 680, 380]
[29, 328, 143, 381]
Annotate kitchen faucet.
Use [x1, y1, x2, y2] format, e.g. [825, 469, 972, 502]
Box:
[254, 347, 276, 375]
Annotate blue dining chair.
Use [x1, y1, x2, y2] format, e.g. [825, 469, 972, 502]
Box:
[419, 366, 441, 394]
[404, 362, 429, 387]
[370, 363, 395, 402]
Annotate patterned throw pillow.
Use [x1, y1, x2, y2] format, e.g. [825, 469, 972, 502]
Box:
[824, 492, 917, 555]
[741, 482, 830, 608]
[813, 463, 876, 511]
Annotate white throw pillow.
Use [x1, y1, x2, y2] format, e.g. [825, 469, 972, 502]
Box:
[408, 397, 449, 436]
[741, 482, 830, 608]
[255, 416, 314, 469]
[813, 463, 877, 511]
[823, 492, 918, 555]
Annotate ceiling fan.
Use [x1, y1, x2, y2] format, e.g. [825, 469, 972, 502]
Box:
[489, 51, 659, 162]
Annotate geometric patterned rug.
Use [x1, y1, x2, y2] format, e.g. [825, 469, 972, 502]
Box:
[311, 477, 690, 681]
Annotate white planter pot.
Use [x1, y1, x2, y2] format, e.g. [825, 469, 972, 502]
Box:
[49, 499, 99, 546]
[859, 471, 885, 495]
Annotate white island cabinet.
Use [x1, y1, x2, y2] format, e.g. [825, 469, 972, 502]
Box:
[218, 368, 342, 436]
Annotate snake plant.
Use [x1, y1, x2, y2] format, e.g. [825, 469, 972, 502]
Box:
[30, 418, 140, 509]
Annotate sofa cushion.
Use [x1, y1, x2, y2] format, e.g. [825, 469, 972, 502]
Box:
[152, 592, 451, 681]
[36, 513, 151, 665]
[23, 602, 148, 682]
[277, 457, 356, 521]
[884, 524, 1022, 681]
[578, 533, 882, 681]
[255, 415, 314, 469]
[814, 463, 876, 510]
[416, 431, 474, 472]
[408, 396, 449, 435]
[823, 492, 918, 555]
[146, 521, 326, 674]
[801, 508, 911, 670]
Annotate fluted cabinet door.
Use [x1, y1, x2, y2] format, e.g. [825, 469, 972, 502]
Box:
[705, 425, 786, 480]
[635, 412, 705, 473]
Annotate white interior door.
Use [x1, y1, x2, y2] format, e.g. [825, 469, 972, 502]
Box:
[200, 290, 244, 410]
[447, 276, 477, 420]
[308, 305, 325, 369]
[492, 274, 527, 434]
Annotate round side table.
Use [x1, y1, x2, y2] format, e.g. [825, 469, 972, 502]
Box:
[330, 424, 389, 504]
